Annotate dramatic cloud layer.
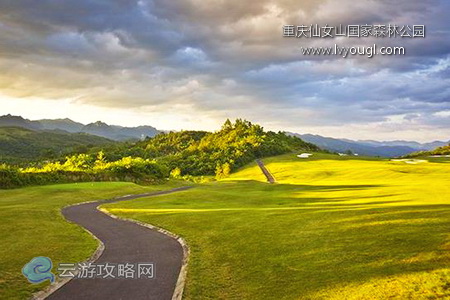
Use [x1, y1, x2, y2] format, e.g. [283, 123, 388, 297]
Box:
[0, 0, 449, 141]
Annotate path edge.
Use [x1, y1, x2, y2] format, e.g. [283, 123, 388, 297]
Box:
[99, 207, 189, 300]
[30, 206, 105, 300]
[29, 187, 191, 300]
[256, 159, 276, 183]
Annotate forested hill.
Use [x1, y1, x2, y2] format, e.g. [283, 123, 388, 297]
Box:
[0, 119, 321, 188]
[102, 119, 321, 176]
[406, 144, 450, 157]
[0, 127, 113, 164]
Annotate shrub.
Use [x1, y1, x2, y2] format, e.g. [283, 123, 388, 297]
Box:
[0, 154, 168, 189]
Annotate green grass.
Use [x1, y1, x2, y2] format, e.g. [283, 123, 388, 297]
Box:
[103, 153, 450, 299]
[0, 181, 181, 299]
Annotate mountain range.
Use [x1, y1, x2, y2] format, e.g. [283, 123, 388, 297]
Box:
[1, 114, 447, 158]
[0, 114, 160, 141]
[353, 139, 448, 151]
[288, 133, 449, 157]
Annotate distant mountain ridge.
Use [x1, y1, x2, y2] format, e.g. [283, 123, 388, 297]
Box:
[0, 114, 43, 130]
[0, 114, 160, 141]
[355, 139, 448, 151]
[39, 118, 84, 132]
[288, 133, 449, 157]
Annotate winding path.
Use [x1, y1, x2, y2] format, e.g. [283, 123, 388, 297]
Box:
[45, 186, 192, 300]
[256, 159, 276, 183]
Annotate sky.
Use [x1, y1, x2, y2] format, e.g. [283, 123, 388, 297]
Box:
[0, 0, 449, 142]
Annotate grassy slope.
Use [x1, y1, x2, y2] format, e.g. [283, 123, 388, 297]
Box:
[104, 153, 450, 299]
[0, 181, 181, 299]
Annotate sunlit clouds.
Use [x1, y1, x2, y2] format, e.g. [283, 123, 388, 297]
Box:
[0, 0, 449, 141]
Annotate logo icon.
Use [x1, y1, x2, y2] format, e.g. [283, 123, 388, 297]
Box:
[22, 256, 55, 284]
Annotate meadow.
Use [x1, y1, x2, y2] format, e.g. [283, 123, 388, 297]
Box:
[2, 153, 450, 299]
[103, 153, 450, 299]
[0, 181, 180, 299]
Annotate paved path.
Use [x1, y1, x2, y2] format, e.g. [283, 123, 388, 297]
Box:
[46, 186, 192, 300]
[256, 159, 276, 183]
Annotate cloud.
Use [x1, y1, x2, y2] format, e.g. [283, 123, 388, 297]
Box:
[0, 0, 449, 140]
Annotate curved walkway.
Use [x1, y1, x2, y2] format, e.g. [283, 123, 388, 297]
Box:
[46, 186, 192, 300]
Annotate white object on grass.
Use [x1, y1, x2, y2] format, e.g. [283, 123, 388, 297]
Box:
[391, 159, 427, 164]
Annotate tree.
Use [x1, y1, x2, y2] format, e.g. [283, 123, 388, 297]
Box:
[170, 167, 182, 178]
[222, 119, 233, 131]
[215, 162, 231, 179]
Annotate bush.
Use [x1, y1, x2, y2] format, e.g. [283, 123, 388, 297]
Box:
[0, 164, 23, 188]
[0, 154, 168, 189]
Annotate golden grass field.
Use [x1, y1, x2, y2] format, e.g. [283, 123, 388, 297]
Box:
[105, 153, 450, 299]
[2, 153, 449, 299]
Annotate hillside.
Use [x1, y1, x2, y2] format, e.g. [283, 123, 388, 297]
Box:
[431, 145, 450, 155]
[97, 119, 322, 176]
[292, 133, 421, 157]
[2, 115, 443, 155]
[136, 119, 321, 175]
[0, 127, 113, 164]
[0, 119, 321, 188]
[406, 144, 450, 157]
